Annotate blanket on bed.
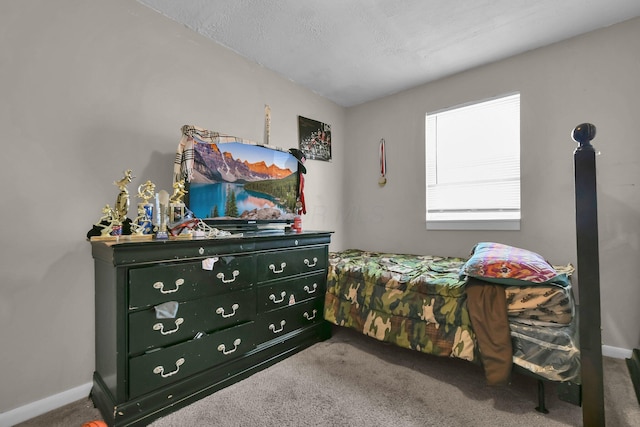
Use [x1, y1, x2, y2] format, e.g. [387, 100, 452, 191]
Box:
[324, 248, 580, 385]
[324, 250, 476, 361]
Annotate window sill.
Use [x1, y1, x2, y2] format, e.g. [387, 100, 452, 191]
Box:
[426, 219, 520, 231]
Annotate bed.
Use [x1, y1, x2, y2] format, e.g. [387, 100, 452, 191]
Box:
[323, 123, 602, 420]
[323, 242, 581, 408]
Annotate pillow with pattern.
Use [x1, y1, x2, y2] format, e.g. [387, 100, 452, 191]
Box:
[461, 242, 560, 286]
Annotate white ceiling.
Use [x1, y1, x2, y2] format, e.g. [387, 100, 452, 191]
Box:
[136, 0, 640, 107]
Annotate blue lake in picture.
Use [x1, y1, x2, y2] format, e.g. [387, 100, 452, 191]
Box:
[188, 182, 285, 219]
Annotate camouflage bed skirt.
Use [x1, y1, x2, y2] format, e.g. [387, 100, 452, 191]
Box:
[323, 249, 581, 383]
[323, 249, 478, 362]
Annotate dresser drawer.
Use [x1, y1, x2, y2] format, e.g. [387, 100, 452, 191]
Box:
[257, 272, 326, 312]
[128, 321, 255, 398]
[128, 288, 256, 355]
[256, 298, 324, 344]
[129, 255, 256, 309]
[257, 247, 327, 282]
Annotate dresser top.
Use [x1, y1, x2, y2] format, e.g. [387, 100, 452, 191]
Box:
[91, 230, 332, 266]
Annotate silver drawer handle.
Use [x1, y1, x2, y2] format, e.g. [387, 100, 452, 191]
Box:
[269, 320, 286, 333]
[153, 358, 185, 378]
[303, 283, 318, 294]
[269, 291, 287, 304]
[217, 338, 242, 355]
[216, 270, 239, 283]
[216, 303, 239, 318]
[304, 257, 318, 268]
[153, 278, 184, 294]
[153, 318, 184, 335]
[304, 309, 317, 321]
[269, 262, 287, 274]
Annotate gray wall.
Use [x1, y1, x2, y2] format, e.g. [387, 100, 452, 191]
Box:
[345, 17, 640, 353]
[0, 0, 345, 414]
[2, 0, 639, 417]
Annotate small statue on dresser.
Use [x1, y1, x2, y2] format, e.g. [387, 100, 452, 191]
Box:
[169, 179, 188, 205]
[131, 204, 153, 236]
[114, 169, 134, 221]
[94, 204, 120, 236]
[137, 180, 156, 205]
[169, 179, 188, 224]
[136, 180, 156, 235]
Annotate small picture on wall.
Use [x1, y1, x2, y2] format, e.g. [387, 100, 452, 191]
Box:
[298, 116, 332, 161]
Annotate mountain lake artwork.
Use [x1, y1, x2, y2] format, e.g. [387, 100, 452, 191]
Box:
[187, 142, 300, 221]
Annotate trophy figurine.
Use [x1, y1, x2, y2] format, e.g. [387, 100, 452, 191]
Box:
[94, 204, 120, 237]
[131, 204, 153, 237]
[169, 179, 188, 224]
[136, 180, 156, 234]
[114, 169, 134, 221]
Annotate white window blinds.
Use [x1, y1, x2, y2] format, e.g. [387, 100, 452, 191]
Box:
[426, 93, 520, 230]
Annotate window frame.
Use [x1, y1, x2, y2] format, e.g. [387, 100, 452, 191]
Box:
[425, 93, 521, 231]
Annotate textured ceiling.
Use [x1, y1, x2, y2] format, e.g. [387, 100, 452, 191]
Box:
[137, 0, 640, 107]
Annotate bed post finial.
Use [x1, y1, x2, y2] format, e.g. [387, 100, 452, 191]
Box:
[572, 123, 596, 150]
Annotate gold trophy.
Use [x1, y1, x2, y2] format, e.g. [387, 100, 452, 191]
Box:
[169, 179, 188, 224]
[94, 204, 119, 237]
[114, 169, 134, 223]
[136, 180, 156, 235]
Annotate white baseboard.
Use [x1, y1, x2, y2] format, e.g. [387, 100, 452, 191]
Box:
[0, 382, 92, 427]
[603, 345, 633, 359]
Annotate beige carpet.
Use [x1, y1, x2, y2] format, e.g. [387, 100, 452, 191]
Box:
[17, 326, 640, 426]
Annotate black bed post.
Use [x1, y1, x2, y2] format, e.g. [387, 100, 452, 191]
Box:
[572, 123, 605, 426]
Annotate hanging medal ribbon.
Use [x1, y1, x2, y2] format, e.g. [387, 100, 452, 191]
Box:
[298, 172, 306, 214]
[379, 138, 387, 186]
[264, 104, 271, 145]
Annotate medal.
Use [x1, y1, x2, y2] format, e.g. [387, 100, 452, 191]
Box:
[379, 138, 387, 186]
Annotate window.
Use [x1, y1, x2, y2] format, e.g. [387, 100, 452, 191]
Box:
[425, 93, 520, 230]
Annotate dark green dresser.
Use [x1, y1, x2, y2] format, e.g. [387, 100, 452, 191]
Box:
[90, 231, 332, 426]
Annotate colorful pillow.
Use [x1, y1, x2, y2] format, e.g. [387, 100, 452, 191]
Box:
[461, 242, 560, 286]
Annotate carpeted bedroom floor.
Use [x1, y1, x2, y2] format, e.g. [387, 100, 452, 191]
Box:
[15, 326, 640, 427]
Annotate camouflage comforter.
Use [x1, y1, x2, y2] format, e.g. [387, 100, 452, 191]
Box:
[324, 249, 580, 382]
[324, 250, 477, 362]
